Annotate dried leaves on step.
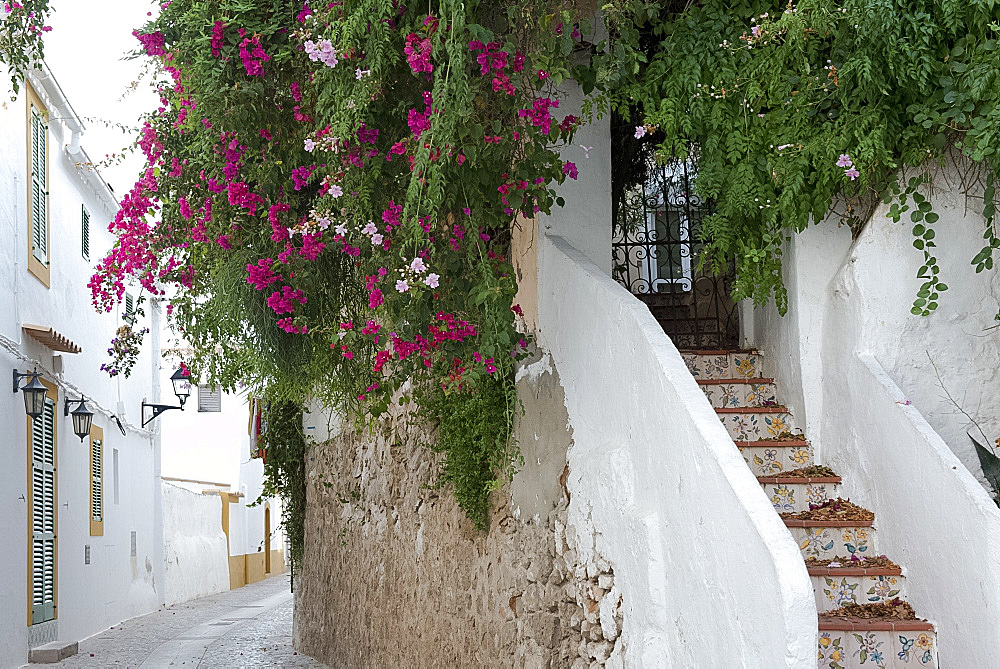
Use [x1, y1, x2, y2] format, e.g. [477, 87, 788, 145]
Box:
[772, 465, 837, 478]
[781, 498, 874, 522]
[823, 599, 918, 620]
[805, 555, 900, 570]
[756, 430, 806, 443]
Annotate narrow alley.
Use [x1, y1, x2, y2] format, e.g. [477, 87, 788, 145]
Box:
[26, 576, 326, 668]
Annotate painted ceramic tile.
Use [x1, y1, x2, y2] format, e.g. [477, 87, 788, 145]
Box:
[849, 630, 892, 668]
[701, 354, 730, 379]
[745, 382, 777, 407]
[740, 445, 815, 475]
[730, 352, 760, 379]
[762, 482, 841, 512]
[681, 354, 701, 378]
[722, 412, 760, 441]
[818, 632, 848, 669]
[812, 574, 903, 612]
[789, 526, 875, 560]
[764, 413, 793, 437]
[893, 632, 937, 667]
[703, 384, 742, 408]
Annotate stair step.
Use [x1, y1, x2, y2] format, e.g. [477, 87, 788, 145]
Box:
[738, 444, 814, 476]
[758, 476, 842, 512]
[720, 409, 795, 442]
[809, 567, 907, 613]
[785, 522, 877, 560]
[817, 624, 937, 668]
[681, 351, 764, 380]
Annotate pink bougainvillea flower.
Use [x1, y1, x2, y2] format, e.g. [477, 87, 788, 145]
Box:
[409, 257, 427, 273]
[395, 279, 409, 293]
[424, 273, 440, 288]
[562, 161, 579, 180]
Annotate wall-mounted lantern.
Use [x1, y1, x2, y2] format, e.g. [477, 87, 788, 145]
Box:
[141, 367, 192, 427]
[64, 396, 94, 441]
[13, 368, 48, 419]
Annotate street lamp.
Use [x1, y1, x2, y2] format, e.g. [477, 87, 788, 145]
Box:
[13, 368, 48, 419]
[141, 367, 192, 427]
[64, 396, 94, 441]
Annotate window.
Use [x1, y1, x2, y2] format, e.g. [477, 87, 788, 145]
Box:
[81, 205, 90, 261]
[26, 82, 49, 287]
[28, 388, 57, 625]
[198, 385, 222, 412]
[89, 426, 104, 536]
[124, 292, 135, 317]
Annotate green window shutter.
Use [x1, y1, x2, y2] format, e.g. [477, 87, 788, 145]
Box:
[30, 109, 48, 265]
[31, 398, 56, 624]
[91, 438, 103, 523]
[124, 292, 134, 316]
[81, 206, 90, 261]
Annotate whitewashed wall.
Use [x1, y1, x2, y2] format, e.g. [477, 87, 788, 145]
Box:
[0, 66, 163, 665]
[161, 483, 229, 606]
[536, 235, 816, 667]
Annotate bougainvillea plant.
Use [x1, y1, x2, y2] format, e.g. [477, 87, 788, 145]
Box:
[1, 0, 52, 94]
[87, 0, 599, 550]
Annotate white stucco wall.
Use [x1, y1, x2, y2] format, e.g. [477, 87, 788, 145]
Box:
[161, 483, 229, 606]
[536, 235, 815, 667]
[0, 67, 163, 665]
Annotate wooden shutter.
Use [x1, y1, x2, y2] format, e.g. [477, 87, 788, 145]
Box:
[124, 292, 135, 316]
[30, 397, 56, 624]
[90, 426, 104, 536]
[30, 108, 47, 265]
[81, 205, 90, 261]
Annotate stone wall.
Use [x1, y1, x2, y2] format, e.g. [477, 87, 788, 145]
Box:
[294, 352, 624, 668]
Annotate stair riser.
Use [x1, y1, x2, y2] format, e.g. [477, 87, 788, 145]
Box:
[761, 481, 842, 512]
[682, 352, 764, 380]
[788, 525, 877, 560]
[818, 629, 937, 668]
[739, 445, 814, 475]
[812, 573, 906, 613]
[701, 382, 777, 408]
[720, 412, 795, 441]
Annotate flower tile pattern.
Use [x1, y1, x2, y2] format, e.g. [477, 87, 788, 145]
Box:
[812, 574, 904, 612]
[720, 411, 794, 441]
[788, 526, 875, 560]
[739, 445, 815, 476]
[763, 481, 842, 512]
[701, 382, 777, 408]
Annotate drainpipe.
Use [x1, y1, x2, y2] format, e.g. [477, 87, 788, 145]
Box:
[150, 298, 165, 606]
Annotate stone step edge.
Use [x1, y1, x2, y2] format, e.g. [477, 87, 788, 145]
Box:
[758, 476, 842, 484]
[716, 406, 788, 414]
[808, 566, 902, 577]
[680, 349, 760, 355]
[736, 439, 809, 448]
[818, 616, 933, 632]
[783, 518, 874, 528]
[698, 378, 774, 385]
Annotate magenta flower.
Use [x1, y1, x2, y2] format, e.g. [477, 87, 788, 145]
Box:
[562, 161, 578, 180]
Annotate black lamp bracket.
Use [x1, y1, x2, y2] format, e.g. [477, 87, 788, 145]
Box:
[64, 395, 86, 416]
[141, 400, 184, 428]
[13, 368, 39, 393]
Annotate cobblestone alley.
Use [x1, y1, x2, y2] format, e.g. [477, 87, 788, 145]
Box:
[26, 575, 326, 668]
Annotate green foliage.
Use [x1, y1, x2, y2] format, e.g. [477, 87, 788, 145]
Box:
[260, 400, 307, 566]
[421, 375, 520, 530]
[0, 1, 51, 95]
[603, 0, 1000, 313]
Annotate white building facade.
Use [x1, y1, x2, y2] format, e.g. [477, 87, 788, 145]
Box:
[0, 65, 166, 665]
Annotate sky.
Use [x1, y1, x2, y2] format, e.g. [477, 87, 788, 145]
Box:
[42, 2, 247, 487]
[43, 0, 160, 195]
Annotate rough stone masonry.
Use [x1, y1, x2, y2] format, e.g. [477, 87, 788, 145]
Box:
[294, 352, 625, 668]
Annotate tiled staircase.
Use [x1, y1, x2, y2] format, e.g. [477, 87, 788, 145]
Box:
[682, 349, 939, 669]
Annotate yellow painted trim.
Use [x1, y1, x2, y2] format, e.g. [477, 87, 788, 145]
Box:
[264, 502, 271, 574]
[89, 425, 104, 537]
[25, 82, 50, 288]
[26, 378, 58, 625]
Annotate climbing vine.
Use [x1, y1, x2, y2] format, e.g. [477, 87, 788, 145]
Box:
[1, 0, 52, 95]
[604, 0, 1000, 315]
